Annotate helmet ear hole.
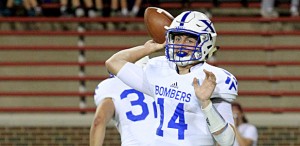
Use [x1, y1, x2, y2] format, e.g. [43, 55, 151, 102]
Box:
[207, 45, 212, 50]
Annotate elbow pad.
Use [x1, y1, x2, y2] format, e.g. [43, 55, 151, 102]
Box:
[213, 124, 235, 146]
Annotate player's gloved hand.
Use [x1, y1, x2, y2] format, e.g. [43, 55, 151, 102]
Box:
[193, 69, 216, 108]
[144, 40, 166, 53]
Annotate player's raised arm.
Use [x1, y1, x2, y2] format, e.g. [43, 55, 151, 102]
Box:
[106, 7, 171, 76]
[193, 69, 236, 146]
[105, 40, 164, 75]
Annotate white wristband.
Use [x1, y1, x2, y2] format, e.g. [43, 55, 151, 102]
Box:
[202, 102, 227, 133]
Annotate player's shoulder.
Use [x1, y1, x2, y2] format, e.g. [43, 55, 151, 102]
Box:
[96, 77, 122, 90]
[204, 62, 237, 81]
[94, 77, 125, 106]
[204, 63, 238, 98]
[146, 56, 175, 76]
[147, 56, 176, 69]
[147, 56, 168, 65]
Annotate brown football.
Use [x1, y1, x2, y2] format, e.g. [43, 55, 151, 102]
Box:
[144, 7, 174, 43]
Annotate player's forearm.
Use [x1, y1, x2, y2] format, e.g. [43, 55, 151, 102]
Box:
[106, 45, 152, 75]
[106, 40, 165, 75]
[90, 125, 106, 146]
[90, 99, 115, 146]
[202, 101, 235, 145]
[213, 124, 235, 146]
[90, 112, 113, 146]
[90, 113, 110, 146]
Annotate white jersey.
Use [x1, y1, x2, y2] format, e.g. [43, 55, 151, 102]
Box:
[94, 77, 157, 146]
[233, 123, 258, 146]
[117, 56, 238, 146]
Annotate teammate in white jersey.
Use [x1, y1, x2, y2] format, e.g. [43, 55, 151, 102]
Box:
[90, 57, 157, 146]
[106, 11, 238, 146]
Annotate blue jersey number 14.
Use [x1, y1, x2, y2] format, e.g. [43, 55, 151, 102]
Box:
[156, 98, 187, 140]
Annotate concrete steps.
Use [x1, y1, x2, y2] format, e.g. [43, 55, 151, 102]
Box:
[0, 17, 300, 111]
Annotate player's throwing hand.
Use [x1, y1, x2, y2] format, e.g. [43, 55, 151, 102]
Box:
[144, 40, 166, 52]
[193, 69, 216, 108]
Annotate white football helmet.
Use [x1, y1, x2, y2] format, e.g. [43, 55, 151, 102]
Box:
[165, 11, 217, 66]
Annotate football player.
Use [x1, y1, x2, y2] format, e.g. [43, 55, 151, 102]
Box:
[106, 11, 238, 146]
[90, 57, 157, 146]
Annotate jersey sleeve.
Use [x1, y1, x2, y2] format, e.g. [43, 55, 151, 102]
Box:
[213, 101, 235, 126]
[117, 62, 153, 96]
[210, 66, 238, 102]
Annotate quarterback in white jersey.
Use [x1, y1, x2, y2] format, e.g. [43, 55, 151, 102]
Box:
[106, 11, 238, 146]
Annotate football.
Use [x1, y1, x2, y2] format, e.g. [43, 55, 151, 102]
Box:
[144, 7, 174, 43]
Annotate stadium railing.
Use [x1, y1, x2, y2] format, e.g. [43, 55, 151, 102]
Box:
[0, 16, 299, 113]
